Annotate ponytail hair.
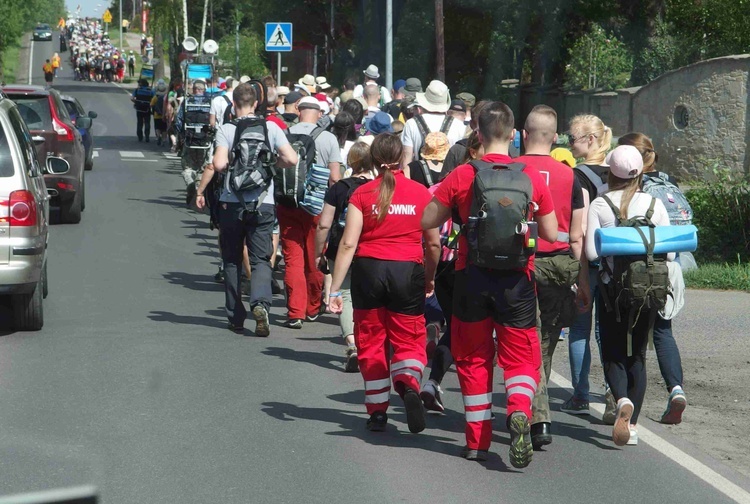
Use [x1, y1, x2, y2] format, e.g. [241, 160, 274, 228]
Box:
[370, 133, 403, 223]
[570, 114, 611, 165]
[607, 172, 644, 220]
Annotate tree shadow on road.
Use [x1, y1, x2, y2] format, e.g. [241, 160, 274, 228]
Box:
[260, 401, 515, 472]
[261, 346, 344, 373]
[128, 196, 186, 210]
[148, 310, 226, 330]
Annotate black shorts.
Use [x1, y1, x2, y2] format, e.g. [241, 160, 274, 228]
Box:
[351, 257, 425, 316]
[453, 265, 536, 329]
[153, 118, 166, 130]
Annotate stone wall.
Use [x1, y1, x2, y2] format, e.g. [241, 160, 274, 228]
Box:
[512, 55, 750, 179]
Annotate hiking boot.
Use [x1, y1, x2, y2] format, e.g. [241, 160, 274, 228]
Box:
[508, 411, 533, 469]
[366, 411, 388, 432]
[602, 388, 617, 425]
[344, 346, 359, 373]
[461, 446, 489, 461]
[214, 267, 225, 283]
[420, 380, 445, 413]
[403, 387, 426, 434]
[283, 319, 303, 330]
[627, 425, 638, 446]
[660, 388, 687, 425]
[531, 422, 552, 450]
[613, 398, 635, 446]
[425, 322, 440, 359]
[252, 305, 270, 337]
[560, 396, 590, 416]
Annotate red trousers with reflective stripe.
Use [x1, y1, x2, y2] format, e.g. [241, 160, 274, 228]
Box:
[452, 319, 541, 450]
[277, 205, 324, 320]
[355, 307, 427, 414]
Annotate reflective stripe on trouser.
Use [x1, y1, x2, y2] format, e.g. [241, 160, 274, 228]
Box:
[355, 307, 427, 414]
[452, 317, 541, 450]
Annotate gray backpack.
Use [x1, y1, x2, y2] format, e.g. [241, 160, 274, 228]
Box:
[226, 117, 277, 213]
[465, 160, 535, 270]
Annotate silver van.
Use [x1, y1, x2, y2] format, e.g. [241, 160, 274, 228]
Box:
[0, 92, 70, 330]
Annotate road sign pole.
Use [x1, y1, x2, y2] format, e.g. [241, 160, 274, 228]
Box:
[119, 0, 123, 51]
[277, 53, 281, 87]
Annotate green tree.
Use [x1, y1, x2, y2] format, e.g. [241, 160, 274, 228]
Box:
[217, 32, 268, 78]
[565, 24, 632, 90]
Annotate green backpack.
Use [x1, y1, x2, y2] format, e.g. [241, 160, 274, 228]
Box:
[599, 195, 670, 355]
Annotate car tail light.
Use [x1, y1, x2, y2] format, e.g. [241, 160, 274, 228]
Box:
[8, 190, 38, 227]
[52, 117, 74, 142]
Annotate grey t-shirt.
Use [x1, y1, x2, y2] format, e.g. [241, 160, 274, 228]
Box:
[288, 121, 342, 168]
[216, 115, 288, 204]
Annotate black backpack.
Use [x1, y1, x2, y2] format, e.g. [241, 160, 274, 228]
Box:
[464, 160, 535, 270]
[414, 114, 454, 160]
[221, 95, 234, 125]
[326, 177, 367, 259]
[418, 159, 437, 188]
[599, 195, 670, 355]
[274, 127, 323, 208]
[225, 117, 277, 213]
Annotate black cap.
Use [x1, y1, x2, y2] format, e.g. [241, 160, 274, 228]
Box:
[449, 99, 467, 113]
[284, 91, 302, 105]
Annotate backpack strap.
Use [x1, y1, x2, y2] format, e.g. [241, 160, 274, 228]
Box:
[310, 126, 325, 141]
[419, 160, 434, 187]
[439, 115, 454, 135]
[644, 195, 656, 222]
[576, 164, 606, 195]
[601, 195, 623, 225]
[414, 115, 430, 140]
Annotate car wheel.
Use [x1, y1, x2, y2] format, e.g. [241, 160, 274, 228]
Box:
[12, 277, 44, 331]
[60, 191, 82, 224]
[42, 262, 49, 298]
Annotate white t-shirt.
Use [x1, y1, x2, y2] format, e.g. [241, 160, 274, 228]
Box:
[353, 82, 392, 103]
[210, 91, 233, 125]
[586, 190, 673, 282]
[216, 115, 288, 205]
[401, 113, 467, 161]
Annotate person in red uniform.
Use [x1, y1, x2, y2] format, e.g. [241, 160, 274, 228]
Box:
[515, 105, 589, 450]
[421, 101, 558, 467]
[329, 133, 441, 433]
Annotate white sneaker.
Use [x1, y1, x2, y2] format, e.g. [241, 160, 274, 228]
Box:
[420, 380, 445, 413]
[613, 398, 634, 446]
[627, 425, 638, 446]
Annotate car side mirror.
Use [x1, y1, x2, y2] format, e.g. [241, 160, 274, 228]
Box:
[46, 156, 70, 174]
[88, 110, 98, 119]
[76, 117, 93, 129]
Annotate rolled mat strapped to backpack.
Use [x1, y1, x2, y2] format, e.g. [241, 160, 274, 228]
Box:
[595, 225, 697, 256]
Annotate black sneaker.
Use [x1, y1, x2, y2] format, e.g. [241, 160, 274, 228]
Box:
[366, 411, 388, 432]
[306, 313, 320, 322]
[156, 137, 162, 146]
[227, 322, 244, 334]
[283, 319, 303, 329]
[403, 387, 426, 433]
[252, 305, 270, 337]
[461, 446, 489, 461]
[145, 137, 150, 143]
[344, 346, 359, 373]
[214, 268, 225, 283]
[509, 411, 533, 469]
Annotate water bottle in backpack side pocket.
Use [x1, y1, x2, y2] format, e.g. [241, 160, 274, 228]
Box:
[515, 221, 538, 254]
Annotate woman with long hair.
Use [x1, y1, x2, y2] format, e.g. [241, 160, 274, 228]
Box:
[341, 99, 365, 136]
[617, 133, 687, 425]
[331, 112, 358, 177]
[563, 113, 614, 418]
[315, 142, 375, 372]
[585, 145, 672, 445]
[328, 134, 441, 433]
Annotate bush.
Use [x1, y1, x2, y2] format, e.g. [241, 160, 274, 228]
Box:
[685, 166, 750, 263]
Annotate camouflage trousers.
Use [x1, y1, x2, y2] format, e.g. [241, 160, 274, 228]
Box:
[531, 317, 563, 425]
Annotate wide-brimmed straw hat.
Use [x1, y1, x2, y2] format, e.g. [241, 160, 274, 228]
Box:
[416, 80, 451, 113]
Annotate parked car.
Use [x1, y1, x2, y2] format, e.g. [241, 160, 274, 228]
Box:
[1, 86, 87, 223]
[61, 95, 97, 171]
[33, 24, 53, 42]
[0, 93, 71, 330]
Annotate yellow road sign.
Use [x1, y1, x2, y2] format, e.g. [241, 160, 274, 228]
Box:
[103, 9, 112, 23]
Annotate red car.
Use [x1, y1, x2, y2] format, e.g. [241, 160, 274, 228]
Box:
[1, 85, 87, 224]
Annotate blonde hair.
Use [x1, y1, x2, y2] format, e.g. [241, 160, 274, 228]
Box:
[569, 114, 612, 165]
[617, 132, 657, 173]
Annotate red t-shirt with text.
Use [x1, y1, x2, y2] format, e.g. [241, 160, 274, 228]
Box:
[349, 170, 432, 263]
[432, 153, 555, 272]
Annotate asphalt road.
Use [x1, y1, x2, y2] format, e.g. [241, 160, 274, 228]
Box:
[0, 41, 748, 503]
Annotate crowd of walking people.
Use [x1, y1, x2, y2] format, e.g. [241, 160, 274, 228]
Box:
[136, 62, 691, 468]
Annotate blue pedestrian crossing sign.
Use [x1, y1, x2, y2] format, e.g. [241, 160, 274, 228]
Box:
[265, 23, 293, 52]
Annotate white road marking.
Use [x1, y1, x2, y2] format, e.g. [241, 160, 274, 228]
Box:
[549, 370, 750, 503]
[119, 151, 145, 158]
[92, 152, 99, 158]
[122, 159, 158, 163]
[28, 37, 34, 85]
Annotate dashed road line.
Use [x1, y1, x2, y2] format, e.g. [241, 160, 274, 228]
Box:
[549, 370, 750, 503]
[119, 151, 145, 158]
